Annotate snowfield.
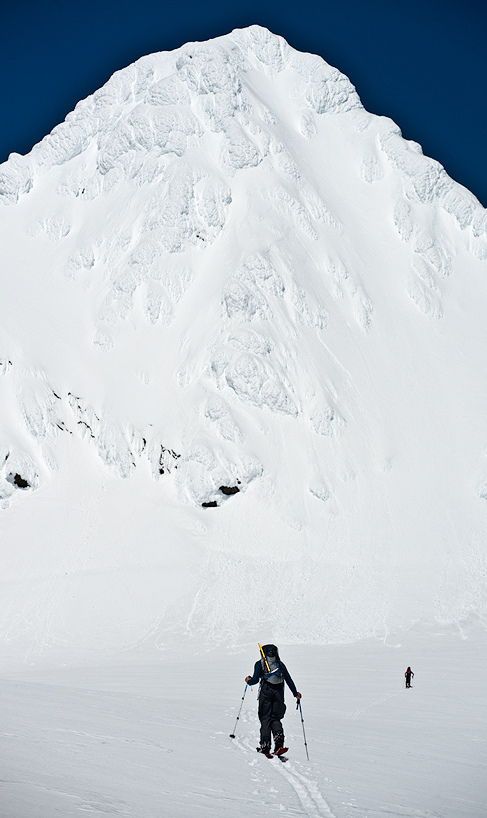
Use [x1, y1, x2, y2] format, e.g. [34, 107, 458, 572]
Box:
[1, 630, 486, 817]
[0, 24, 486, 816]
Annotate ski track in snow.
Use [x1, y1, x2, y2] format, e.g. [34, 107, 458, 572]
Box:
[274, 764, 336, 818]
[348, 689, 400, 721]
[234, 736, 336, 818]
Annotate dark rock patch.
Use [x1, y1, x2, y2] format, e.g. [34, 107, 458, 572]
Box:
[219, 485, 240, 496]
[7, 473, 30, 489]
[158, 446, 180, 475]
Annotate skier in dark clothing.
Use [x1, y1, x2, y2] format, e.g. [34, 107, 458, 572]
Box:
[245, 644, 301, 756]
[405, 667, 414, 688]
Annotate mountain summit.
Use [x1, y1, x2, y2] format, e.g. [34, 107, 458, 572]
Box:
[1, 26, 486, 662]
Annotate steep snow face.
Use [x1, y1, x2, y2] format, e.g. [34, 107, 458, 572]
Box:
[1, 26, 487, 662]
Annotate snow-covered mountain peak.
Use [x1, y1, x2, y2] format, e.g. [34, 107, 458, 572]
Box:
[1, 26, 487, 661]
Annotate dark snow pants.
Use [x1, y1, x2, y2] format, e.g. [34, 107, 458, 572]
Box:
[258, 682, 286, 749]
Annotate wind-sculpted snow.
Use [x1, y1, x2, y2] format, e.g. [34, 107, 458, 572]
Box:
[223, 254, 284, 321]
[224, 353, 298, 416]
[28, 214, 72, 240]
[361, 143, 385, 184]
[97, 107, 201, 175]
[393, 199, 413, 242]
[204, 395, 243, 443]
[0, 153, 33, 203]
[1, 25, 487, 660]
[376, 117, 484, 242]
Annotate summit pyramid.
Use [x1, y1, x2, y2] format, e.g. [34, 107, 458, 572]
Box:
[1, 26, 486, 662]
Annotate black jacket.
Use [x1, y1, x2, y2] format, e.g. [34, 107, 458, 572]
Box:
[247, 660, 298, 697]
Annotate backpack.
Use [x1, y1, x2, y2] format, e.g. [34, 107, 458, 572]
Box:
[260, 644, 283, 684]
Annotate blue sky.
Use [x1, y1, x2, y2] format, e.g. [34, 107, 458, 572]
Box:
[2, 0, 486, 205]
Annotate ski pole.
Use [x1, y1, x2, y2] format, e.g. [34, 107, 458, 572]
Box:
[296, 698, 310, 761]
[229, 684, 248, 738]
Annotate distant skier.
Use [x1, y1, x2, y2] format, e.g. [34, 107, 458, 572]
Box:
[405, 667, 414, 688]
[245, 643, 301, 757]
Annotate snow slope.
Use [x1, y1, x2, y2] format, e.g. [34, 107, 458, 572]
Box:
[1, 631, 486, 817]
[1, 25, 487, 663]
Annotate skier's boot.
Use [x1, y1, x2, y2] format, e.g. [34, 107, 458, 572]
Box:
[274, 732, 288, 756]
[257, 742, 273, 758]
